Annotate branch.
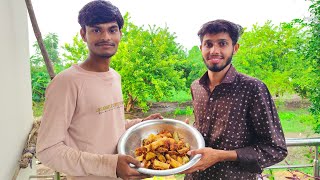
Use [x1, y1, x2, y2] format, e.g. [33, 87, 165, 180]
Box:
[25, 0, 55, 79]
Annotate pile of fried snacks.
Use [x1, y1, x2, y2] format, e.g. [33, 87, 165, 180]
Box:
[134, 130, 190, 170]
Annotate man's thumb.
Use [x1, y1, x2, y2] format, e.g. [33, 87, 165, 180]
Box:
[126, 156, 141, 168]
[187, 149, 201, 156]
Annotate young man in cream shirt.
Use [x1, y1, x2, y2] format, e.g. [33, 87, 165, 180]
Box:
[36, 1, 162, 179]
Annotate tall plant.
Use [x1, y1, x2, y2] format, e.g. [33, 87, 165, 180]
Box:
[30, 33, 60, 67]
[302, 0, 320, 131]
[234, 21, 308, 96]
[62, 33, 88, 67]
[185, 46, 206, 88]
[112, 14, 186, 111]
[30, 33, 60, 102]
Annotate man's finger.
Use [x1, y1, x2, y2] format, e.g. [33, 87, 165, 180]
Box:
[126, 156, 141, 168]
[153, 113, 163, 119]
[182, 168, 196, 174]
[184, 118, 189, 124]
[181, 163, 201, 174]
[129, 174, 151, 179]
[188, 148, 203, 156]
[127, 169, 141, 176]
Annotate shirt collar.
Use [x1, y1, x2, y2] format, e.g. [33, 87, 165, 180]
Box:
[199, 64, 237, 86]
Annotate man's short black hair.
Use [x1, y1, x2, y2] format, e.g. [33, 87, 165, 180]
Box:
[198, 19, 243, 45]
[78, 0, 124, 30]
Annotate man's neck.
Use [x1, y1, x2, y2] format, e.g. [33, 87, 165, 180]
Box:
[80, 55, 111, 72]
[207, 64, 231, 91]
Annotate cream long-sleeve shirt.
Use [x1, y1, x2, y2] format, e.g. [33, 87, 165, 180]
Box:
[36, 65, 141, 180]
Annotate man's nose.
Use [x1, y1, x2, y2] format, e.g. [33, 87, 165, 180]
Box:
[101, 31, 111, 40]
[210, 45, 220, 54]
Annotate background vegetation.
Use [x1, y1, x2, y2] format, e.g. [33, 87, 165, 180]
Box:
[30, 0, 319, 132]
[29, 1, 320, 179]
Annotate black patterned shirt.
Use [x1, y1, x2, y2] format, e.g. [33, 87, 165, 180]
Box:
[186, 65, 287, 180]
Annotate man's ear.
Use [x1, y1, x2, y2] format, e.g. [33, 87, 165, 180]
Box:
[80, 28, 87, 42]
[233, 43, 240, 55]
[199, 45, 202, 51]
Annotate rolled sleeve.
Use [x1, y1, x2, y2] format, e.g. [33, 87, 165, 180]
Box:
[242, 82, 287, 170]
[236, 147, 262, 173]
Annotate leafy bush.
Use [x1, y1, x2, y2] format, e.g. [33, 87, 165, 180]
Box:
[173, 106, 193, 116]
[234, 21, 308, 96]
[296, 0, 320, 132]
[31, 68, 50, 102]
[111, 14, 187, 112]
[159, 90, 191, 102]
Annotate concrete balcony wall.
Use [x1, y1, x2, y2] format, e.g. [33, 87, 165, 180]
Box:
[0, 0, 33, 179]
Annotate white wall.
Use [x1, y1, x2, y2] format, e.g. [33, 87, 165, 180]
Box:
[0, 0, 33, 179]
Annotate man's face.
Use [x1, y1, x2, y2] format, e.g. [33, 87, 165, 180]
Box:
[80, 22, 121, 58]
[200, 32, 239, 72]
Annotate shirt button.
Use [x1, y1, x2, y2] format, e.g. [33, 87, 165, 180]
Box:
[207, 116, 210, 119]
[210, 98, 213, 101]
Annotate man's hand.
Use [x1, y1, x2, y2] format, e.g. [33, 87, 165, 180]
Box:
[182, 148, 237, 174]
[116, 155, 150, 180]
[142, 113, 163, 121]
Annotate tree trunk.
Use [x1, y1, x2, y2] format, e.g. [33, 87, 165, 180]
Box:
[126, 93, 137, 112]
[126, 93, 134, 112]
[25, 0, 55, 79]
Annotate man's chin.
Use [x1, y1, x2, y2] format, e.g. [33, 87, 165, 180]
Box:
[208, 67, 224, 72]
[206, 57, 232, 72]
[98, 53, 115, 58]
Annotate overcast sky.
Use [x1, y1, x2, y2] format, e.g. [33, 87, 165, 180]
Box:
[28, 0, 311, 51]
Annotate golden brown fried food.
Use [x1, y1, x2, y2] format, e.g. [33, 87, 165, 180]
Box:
[134, 131, 190, 170]
[153, 159, 170, 170]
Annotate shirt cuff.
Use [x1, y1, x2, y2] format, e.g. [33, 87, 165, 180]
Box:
[101, 154, 119, 178]
[235, 147, 262, 173]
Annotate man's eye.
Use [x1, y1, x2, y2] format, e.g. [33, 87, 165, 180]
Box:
[205, 43, 213, 48]
[110, 28, 118, 33]
[219, 42, 227, 47]
[93, 29, 100, 33]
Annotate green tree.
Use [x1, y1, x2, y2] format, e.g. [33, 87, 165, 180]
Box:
[234, 21, 308, 96]
[30, 33, 61, 102]
[30, 33, 60, 66]
[111, 14, 187, 111]
[297, 0, 320, 131]
[185, 46, 206, 88]
[62, 33, 88, 67]
[31, 69, 50, 102]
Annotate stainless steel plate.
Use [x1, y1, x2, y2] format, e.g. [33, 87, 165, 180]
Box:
[117, 119, 205, 176]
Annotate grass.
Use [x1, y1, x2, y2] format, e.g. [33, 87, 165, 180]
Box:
[278, 109, 315, 133]
[263, 167, 314, 179]
[173, 106, 193, 116]
[159, 90, 191, 102]
[32, 101, 44, 117]
[263, 100, 316, 178]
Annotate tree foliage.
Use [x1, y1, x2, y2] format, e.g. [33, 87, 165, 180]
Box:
[297, 0, 320, 131]
[31, 69, 50, 102]
[62, 33, 88, 67]
[233, 21, 309, 96]
[111, 14, 186, 111]
[30, 33, 60, 66]
[30, 8, 319, 122]
[185, 46, 206, 88]
[30, 33, 61, 102]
